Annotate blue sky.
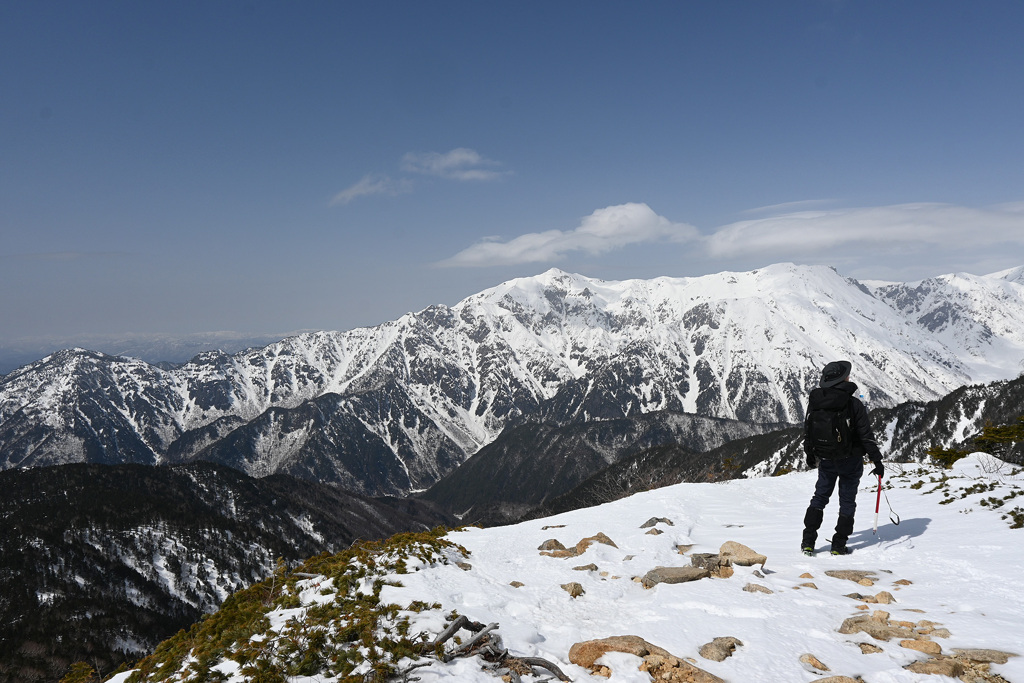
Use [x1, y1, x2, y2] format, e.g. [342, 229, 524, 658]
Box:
[3, 1, 1024, 348]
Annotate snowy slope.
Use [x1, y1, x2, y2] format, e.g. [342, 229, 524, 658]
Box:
[3, 263, 1024, 494]
[115, 453, 1024, 683]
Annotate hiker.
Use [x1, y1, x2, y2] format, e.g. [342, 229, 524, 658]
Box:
[801, 360, 885, 555]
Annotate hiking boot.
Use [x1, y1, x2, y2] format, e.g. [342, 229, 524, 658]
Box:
[830, 546, 852, 556]
[802, 547, 815, 557]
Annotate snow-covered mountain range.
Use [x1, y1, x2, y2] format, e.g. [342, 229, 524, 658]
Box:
[2, 263, 1023, 495]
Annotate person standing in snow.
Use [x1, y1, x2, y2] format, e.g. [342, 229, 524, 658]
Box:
[801, 360, 885, 555]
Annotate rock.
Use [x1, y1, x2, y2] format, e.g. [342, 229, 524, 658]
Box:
[799, 582, 818, 589]
[699, 636, 743, 662]
[752, 569, 765, 578]
[894, 578, 913, 585]
[541, 524, 566, 530]
[646, 528, 664, 535]
[743, 583, 773, 594]
[641, 566, 711, 588]
[675, 544, 694, 555]
[456, 562, 472, 571]
[561, 582, 585, 598]
[575, 532, 618, 554]
[573, 563, 599, 571]
[825, 570, 877, 583]
[715, 565, 735, 578]
[906, 657, 966, 677]
[540, 548, 579, 558]
[691, 553, 723, 571]
[509, 581, 524, 588]
[640, 517, 674, 528]
[837, 613, 915, 641]
[901, 639, 942, 655]
[799, 653, 830, 671]
[816, 677, 862, 683]
[569, 636, 725, 683]
[930, 628, 952, 639]
[538, 539, 566, 551]
[799, 572, 814, 579]
[873, 591, 896, 604]
[719, 541, 767, 566]
[859, 643, 883, 654]
[953, 649, 1018, 664]
[857, 578, 875, 586]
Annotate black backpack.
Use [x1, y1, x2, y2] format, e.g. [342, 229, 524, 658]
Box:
[806, 397, 854, 459]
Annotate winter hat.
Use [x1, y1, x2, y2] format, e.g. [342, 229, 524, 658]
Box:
[820, 360, 852, 388]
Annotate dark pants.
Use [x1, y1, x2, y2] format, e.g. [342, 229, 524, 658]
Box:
[809, 456, 864, 517]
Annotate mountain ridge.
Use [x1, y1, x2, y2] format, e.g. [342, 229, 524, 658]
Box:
[3, 263, 1023, 495]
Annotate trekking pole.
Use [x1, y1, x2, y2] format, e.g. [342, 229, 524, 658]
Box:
[872, 475, 880, 532]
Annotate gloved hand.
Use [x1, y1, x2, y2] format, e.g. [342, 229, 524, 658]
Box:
[871, 461, 884, 477]
[806, 453, 817, 469]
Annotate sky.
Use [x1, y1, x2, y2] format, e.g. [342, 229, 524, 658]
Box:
[3, 1, 1024, 351]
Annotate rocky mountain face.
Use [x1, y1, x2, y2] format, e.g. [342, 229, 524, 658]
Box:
[2, 263, 1023, 496]
[420, 411, 782, 525]
[0, 462, 453, 683]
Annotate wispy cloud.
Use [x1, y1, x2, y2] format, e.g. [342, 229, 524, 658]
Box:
[707, 202, 1024, 258]
[401, 148, 509, 181]
[439, 203, 699, 267]
[330, 174, 412, 206]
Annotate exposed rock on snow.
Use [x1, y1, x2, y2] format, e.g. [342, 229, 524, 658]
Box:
[641, 565, 711, 588]
[698, 636, 743, 662]
[718, 540, 766, 567]
[568, 635, 725, 682]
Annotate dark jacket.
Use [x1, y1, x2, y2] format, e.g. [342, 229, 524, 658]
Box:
[803, 380, 883, 463]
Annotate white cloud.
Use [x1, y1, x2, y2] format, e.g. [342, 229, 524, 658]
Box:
[400, 148, 509, 181]
[330, 174, 412, 206]
[707, 202, 1024, 258]
[439, 203, 699, 267]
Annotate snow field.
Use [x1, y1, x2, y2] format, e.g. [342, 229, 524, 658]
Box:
[377, 454, 1024, 682]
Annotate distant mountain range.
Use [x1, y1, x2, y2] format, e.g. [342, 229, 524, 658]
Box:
[2, 263, 1023, 496]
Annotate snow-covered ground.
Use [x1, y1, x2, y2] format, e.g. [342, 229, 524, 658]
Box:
[110, 453, 1023, 683]
[380, 453, 1023, 682]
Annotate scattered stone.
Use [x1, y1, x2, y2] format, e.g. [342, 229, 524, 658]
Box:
[675, 544, 694, 555]
[873, 591, 897, 604]
[855, 605, 869, 611]
[509, 581, 524, 588]
[825, 570, 877, 584]
[646, 528, 664, 535]
[930, 628, 952, 639]
[906, 608, 926, 613]
[743, 583, 773, 594]
[576, 532, 618, 554]
[561, 582, 585, 598]
[858, 578, 876, 587]
[573, 563, 598, 572]
[901, 639, 942, 655]
[837, 611, 915, 641]
[641, 566, 711, 589]
[623, 555, 635, 561]
[540, 548, 579, 558]
[799, 582, 818, 590]
[569, 636, 725, 683]
[858, 643, 883, 654]
[456, 562, 472, 571]
[698, 636, 743, 662]
[816, 677, 862, 683]
[752, 569, 765, 578]
[719, 541, 767, 566]
[895, 620, 917, 628]
[906, 657, 966, 677]
[799, 653, 830, 671]
[799, 572, 814, 579]
[538, 539, 567, 551]
[599, 571, 610, 577]
[640, 517, 674, 528]
[894, 578, 913, 585]
[690, 553, 723, 572]
[953, 649, 1018, 665]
